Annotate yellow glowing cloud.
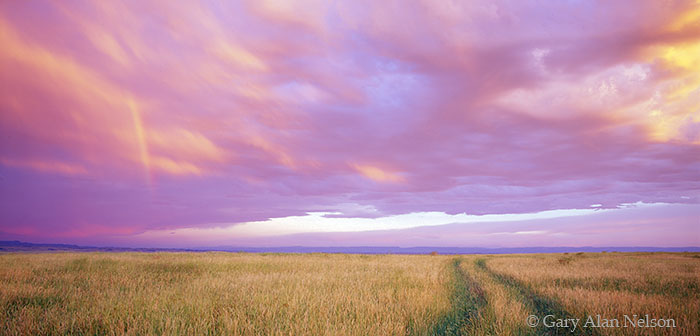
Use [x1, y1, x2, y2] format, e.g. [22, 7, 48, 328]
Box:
[667, 1, 700, 32]
[647, 107, 700, 144]
[662, 43, 700, 70]
[353, 164, 405, 183]
[644, 41, 700, 143]
[636, 4, 700, 144]
[658, 42, 700, 100]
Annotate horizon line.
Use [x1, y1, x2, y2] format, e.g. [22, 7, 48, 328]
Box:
[2, 240, 699, 255]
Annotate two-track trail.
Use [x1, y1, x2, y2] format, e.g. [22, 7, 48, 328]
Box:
[428, 258, 487, 335]
[428, 257, 599, 335]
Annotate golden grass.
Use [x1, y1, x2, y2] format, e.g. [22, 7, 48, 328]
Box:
[485, 252, 700, 335]
[0, 253, 452, 335]
[457, 257, 530, 335]
[1, 252, 698, 335]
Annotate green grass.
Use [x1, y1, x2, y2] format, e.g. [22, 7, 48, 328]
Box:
[0, 252, 698, 335]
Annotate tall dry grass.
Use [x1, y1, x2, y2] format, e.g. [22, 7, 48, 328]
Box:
[2, 252, 697, 335]
[456, 256, 531, 335]
[485, 252, 700, 335]
[0, 252, 452, 335]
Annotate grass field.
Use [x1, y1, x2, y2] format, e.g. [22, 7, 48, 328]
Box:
[0, 252, 698, 335]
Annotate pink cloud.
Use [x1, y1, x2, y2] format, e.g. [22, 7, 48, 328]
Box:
[0, 1, 698, 246]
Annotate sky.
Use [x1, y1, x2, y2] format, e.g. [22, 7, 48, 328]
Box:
[0, 0, 699, 248]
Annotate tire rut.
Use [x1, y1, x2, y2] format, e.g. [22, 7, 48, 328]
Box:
[427, 258, 488, 335]
[475, 259, 599, 336]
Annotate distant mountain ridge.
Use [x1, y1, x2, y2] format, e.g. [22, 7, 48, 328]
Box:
[0, 241, 196, 253]
[1, 240, 698, 254]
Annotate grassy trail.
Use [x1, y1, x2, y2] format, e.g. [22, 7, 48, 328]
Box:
[474, 258, 598, 336]
[428, 258, 487, 335]
[425, 257, 592, 335]
[439, 257, 595, 335]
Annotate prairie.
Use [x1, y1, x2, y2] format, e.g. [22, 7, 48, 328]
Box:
[0, 252, 697, 335]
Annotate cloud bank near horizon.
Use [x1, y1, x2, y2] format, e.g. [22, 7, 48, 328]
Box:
[1, 0, 699, 246]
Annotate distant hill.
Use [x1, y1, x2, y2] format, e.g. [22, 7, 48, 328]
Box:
[1, 241, 698, 254]
[0, 241, 196, 253]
